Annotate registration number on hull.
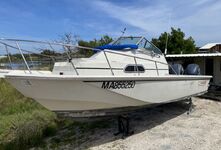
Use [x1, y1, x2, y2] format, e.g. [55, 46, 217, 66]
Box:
[101, 81, 136, 89]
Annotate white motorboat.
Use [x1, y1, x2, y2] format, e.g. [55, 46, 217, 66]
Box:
[0, 37, 211, 112]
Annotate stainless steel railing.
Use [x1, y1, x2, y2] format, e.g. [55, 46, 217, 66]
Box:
[101, 49, 168, 76]
[0, 38, 172, 76]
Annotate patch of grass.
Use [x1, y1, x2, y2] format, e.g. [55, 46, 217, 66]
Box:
[0, 79, 57, 149]
[55, 119, 110, 144]
[39, 118, 111, 149]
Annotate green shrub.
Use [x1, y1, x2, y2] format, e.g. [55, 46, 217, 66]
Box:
[0, 79, 57, 149]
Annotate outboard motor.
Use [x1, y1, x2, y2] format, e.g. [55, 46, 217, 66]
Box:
[184, 64, 200, 75]
[169, 64, 184, 75]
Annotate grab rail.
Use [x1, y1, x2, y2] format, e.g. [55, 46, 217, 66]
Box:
[103, 51, 114, 75]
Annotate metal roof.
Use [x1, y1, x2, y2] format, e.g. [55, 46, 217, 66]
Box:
[166, 53, 221, 58]
[200, 43, 221, 49]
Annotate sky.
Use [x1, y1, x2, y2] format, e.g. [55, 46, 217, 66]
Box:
[0, 0, 220, 47]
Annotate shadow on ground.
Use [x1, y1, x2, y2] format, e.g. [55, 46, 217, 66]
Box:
[37, 101, 191, 149]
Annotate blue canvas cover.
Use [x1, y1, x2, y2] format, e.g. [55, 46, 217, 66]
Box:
[95, 44, 138, 51]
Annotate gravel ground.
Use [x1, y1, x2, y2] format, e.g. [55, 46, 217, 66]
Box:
[37, 97, 221, 150]
[89, 97, 221, 150]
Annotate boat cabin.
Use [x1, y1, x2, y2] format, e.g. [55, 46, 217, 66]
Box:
[53, 36, 169, 76]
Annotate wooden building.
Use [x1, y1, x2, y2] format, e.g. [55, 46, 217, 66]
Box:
[198, 43, 221, 53]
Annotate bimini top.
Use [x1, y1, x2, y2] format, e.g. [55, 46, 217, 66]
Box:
[95, 36, 163, 55]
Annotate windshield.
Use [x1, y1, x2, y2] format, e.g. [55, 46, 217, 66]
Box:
[111, 36, 162, 55]
[112, 37, 141, 45]
[138, 38, 162, 55]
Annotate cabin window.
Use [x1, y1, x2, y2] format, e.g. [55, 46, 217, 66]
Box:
[124, 64, 145, 73]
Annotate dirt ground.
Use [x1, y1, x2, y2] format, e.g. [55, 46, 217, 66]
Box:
[37, 97, 221, 150]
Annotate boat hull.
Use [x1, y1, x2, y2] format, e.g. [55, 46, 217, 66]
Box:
[5, 75, 211, 111]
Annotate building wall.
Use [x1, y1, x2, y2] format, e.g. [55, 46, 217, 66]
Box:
[211, 45, 221, 52]
[195, 57, 221, 85]
[196, 57, 221, 85]
[213, 57, 221, 85]
[194, 58, 205, 75]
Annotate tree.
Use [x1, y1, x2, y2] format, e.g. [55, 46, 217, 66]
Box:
[40, 49, 59, 56]
[59, 32, 80, 45]
[151, 28, 196, 54]
[78, 35, 113, 48]
[59, 33, 113, 57]
[78, 35, 113, 57]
